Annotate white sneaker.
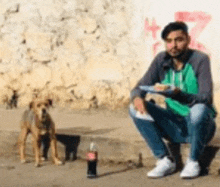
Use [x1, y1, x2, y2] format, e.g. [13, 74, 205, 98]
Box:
[147, 156, 176, 178]
[180, 158, 201, 179]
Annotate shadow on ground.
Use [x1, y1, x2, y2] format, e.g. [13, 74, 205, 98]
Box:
[200, 146, 220, 176]
[168, 142, 220, 176]
[41, 134, 81, 161]
[56, 127, 118, 135]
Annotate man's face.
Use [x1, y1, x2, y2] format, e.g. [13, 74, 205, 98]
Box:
[165, 30, 190, 58]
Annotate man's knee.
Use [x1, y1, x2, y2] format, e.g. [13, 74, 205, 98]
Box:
[190, 103, 211, 125]
[191, 103, 208, 111]
[129, 103, 154, 121]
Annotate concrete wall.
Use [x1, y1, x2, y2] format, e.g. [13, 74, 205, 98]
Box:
[0, 0, 220, 111]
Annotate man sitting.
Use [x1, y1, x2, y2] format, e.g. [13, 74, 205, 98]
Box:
[129, 21, 217, 179]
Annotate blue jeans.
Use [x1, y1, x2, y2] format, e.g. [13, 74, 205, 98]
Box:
[129, 102, 216, 161]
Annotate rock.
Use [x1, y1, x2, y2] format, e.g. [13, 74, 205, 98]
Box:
[0, 41, 13, 64]
[74, 84, 95, 100]
[0, 0, 218, 111]
[0, 0, 146, 109]
[78, 16, 98, 34]
[22, 65, 52, 90]
[86, 54, 123, 82]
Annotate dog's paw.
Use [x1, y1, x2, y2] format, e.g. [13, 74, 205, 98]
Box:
[41, 157, 48, 161]
[21, 159, 26, 164]
[34, 162, 41, 167]
[54, 159, 63, 166]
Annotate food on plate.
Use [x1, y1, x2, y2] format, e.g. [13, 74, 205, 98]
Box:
[154, 83, 170, 91]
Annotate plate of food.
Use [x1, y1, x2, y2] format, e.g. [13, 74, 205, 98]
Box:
[139, 83, 175, 95]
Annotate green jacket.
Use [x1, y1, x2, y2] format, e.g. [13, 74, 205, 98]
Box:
[131, 49, 217, 117]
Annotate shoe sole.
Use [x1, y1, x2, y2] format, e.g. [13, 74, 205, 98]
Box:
[180, 175, 199, 179]
[147, 168, 176, 179]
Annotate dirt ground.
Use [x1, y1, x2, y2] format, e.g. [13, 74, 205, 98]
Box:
[0, 105, 220, 186]
[0, 153, 220, 187]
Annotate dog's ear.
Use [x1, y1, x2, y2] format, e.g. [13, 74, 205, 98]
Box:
[29, 101, 34, 109]
[47, 99, 53, 107]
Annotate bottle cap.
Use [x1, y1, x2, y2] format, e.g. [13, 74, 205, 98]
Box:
[90, 142, 97, 151]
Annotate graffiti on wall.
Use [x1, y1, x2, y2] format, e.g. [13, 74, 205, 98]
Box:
[144, 18, 162, 56]
[144, 11, 212, 56]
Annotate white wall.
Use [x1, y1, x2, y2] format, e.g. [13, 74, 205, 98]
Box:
[131, 0, 220, 87]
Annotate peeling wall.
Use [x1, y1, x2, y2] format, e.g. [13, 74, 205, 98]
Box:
[0, 0, 144, 109]
[1, 0, 220, 112]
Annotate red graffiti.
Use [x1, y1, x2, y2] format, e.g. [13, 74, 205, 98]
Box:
[153, 41, 162, 57]
[144, 18, 162, 55]
[175, 11, 211, 52]
[144, 18, 161, 40]
[145, 11, 212, 57]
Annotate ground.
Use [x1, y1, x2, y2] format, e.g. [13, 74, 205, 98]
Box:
[0, 153, 220, 187]
[0, 105, 220, 186]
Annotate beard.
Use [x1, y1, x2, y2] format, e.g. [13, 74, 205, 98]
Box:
[167, 48, 188, 59]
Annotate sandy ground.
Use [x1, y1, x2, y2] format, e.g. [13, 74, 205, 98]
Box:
[0, 153, 219, 187]
[0, 105, 220, 186]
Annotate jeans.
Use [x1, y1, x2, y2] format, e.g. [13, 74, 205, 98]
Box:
[129, 102, 216, 161]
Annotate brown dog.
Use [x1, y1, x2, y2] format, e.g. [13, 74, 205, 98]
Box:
[18, 97, 62, 167]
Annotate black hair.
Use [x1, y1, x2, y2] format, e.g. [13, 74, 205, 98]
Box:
[161, 21, 188, 40]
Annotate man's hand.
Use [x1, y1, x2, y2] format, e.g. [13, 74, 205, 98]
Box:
[173, 87, 181, 95]
[154, 83, 181, 96]
[133, 97, 147, 114]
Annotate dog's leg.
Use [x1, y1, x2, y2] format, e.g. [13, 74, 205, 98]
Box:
[50, 122, 62, 165]
[9, 99, 13, 109]
[50, 136, 62, 165]
[14, 99, 18, 108]
[41, 134, 50, 161]
[18, 127, 28, 164]
[31, 127, 41, 167]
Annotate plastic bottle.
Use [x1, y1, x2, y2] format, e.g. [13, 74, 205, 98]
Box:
[86, 142, 98, 178]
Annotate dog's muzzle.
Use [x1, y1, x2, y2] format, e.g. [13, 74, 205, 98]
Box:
[42, 109, 48, 120]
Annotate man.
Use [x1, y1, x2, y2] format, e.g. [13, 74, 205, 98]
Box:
[129, 21, 217, 179]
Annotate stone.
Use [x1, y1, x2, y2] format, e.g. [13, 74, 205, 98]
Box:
[25, 32, 52, 50]
[74, 84, 95, 100]
[78, 16, 98, 34]
[86, 54, 123, 82]
[0, 75, 7, 90]
[0, 41, 13, 64]
[0, 0, 218, 112]
[22, 65, 52, 90]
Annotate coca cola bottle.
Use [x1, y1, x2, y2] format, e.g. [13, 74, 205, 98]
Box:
[86, 142, 98, 178]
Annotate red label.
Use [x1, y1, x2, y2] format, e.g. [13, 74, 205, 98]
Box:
[86, 152, 97, 161]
